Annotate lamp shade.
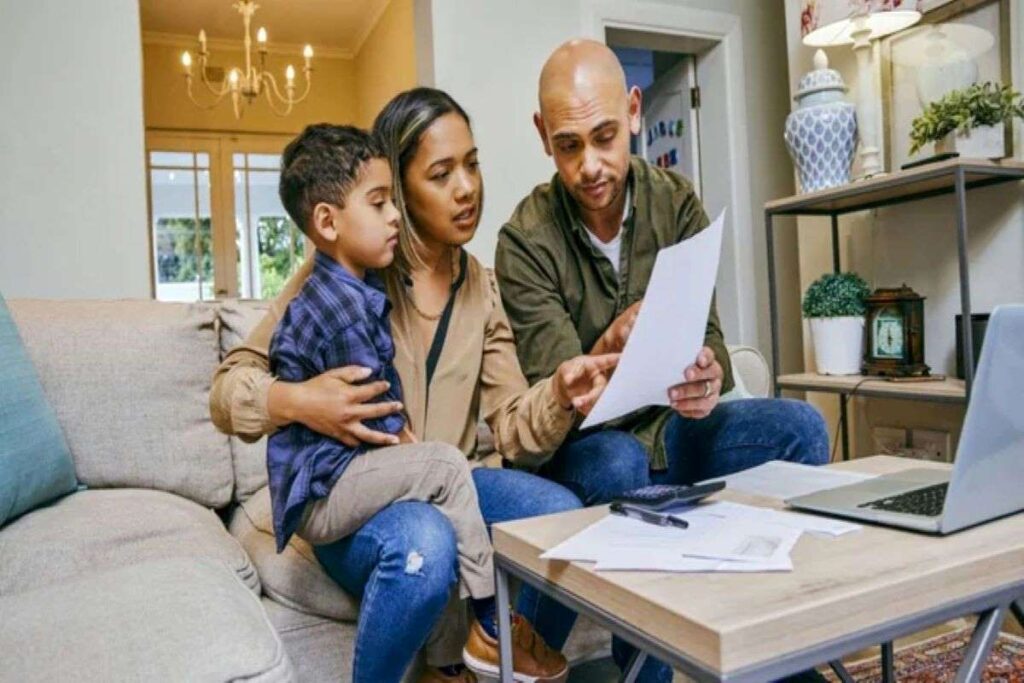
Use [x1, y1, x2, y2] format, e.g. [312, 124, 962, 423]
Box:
[802, 0, 922, 46]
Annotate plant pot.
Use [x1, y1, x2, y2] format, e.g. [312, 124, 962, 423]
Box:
[933, 123, 1004, 159]
[809, 316, 864, 376]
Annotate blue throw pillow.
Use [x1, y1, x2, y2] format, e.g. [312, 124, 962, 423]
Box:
[0, 293, 77, 526]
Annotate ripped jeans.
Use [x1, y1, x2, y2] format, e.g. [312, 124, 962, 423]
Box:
[314, 466, 582, 683]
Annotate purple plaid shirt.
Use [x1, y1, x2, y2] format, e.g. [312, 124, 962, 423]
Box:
[267, 250, 405, 552]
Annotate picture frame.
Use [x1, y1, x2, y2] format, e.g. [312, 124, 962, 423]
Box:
[880, 0, 1012, 171]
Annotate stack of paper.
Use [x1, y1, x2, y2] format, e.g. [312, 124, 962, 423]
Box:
[702, 461, 876, 500]
[540, 500, 860, 573]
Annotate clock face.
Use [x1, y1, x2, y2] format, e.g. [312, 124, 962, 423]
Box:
[873, 307, 904, 359]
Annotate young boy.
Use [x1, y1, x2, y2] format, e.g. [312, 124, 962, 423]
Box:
[267, 125, 562, 682]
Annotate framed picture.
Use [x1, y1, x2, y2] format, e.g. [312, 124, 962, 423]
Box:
[881, 0, 1012, 170]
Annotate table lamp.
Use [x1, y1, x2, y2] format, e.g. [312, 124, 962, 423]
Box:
[802, 0, 922, 178]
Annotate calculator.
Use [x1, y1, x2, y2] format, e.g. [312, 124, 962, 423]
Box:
[610, 481, 726, 512]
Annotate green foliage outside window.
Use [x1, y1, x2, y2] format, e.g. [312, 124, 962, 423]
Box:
[155, 217, 213, 287]
[256, 216, 304, 299]
[802, 272, 871, 319]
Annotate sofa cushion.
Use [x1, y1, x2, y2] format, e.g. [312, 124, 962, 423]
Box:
[0, 559, 294, 682]
[262, 598, 356, 683]
[218, 298, 274, 502]
[8, 299, 233, 508]
[0, 488, 257, 595]
[0, 293, 77, 527]
[230, 486, 359, 622]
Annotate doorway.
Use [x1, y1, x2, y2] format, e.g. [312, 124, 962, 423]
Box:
[611, 46, 702, 198]
[591, 5, 758, 352]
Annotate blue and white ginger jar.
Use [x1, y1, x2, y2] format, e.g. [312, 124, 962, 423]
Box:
[785, 50, 858, 194]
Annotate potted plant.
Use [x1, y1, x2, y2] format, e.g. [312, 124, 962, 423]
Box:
[803, 272, 871, 375]
[909, 82, 1024, 158]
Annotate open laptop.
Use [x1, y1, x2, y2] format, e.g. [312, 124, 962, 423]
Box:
[787, 304, 1024, 535]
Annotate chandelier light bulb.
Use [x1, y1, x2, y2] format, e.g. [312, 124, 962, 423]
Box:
[229, 69, 240, 87]
[303, 44, 313, 61]
[181, 51, 192, 70]
[256, 27, 267, 44]
[285, 64, 296, 84]
[199, 29, 207, 50]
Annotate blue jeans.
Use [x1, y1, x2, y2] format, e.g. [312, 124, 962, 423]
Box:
[541, 398, 829, 683]
[313, 467, 582, 682]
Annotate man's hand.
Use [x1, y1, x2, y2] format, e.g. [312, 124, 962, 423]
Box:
[552, 353, 621, 415]
[591, 300, 642, 355]
[668, 347, 723, 419]
[268, 366, 403, 447]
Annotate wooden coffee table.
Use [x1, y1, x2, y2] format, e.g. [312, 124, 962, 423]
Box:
[492, 456, 1024, 682]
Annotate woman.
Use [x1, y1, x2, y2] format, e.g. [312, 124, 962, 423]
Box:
[210, 88, 616, 683]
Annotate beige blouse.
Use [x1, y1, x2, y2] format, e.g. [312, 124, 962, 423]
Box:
[209, 250, 574, 467]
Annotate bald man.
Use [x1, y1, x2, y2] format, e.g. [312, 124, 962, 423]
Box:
[495, 41, 830, 681]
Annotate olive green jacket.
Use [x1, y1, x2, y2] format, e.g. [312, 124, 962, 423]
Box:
[495, 156, 733, 469]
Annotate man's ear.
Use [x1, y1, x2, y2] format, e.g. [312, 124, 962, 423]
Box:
[627, 86, 643, 136]
[533, 112, 553, 157]
[309, 202, 339, 243]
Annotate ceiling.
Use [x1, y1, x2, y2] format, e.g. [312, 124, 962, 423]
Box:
[139, 0, 393, 58]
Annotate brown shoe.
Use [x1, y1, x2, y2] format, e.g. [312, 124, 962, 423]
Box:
[462, 615, 568, 683]
[417, 665, 478, 682]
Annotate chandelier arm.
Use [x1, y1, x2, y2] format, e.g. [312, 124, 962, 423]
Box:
[185, 76, 230, 111]
[261, 73, 294, 117]
[290, 70, 313, 105]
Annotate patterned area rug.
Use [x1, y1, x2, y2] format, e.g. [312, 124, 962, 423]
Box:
[821, 627, 1024, 682]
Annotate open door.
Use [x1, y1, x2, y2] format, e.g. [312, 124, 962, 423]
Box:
[641, 55, 702, 197]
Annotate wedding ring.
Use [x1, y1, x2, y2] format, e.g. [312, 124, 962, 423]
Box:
[702, 380, 712, 398]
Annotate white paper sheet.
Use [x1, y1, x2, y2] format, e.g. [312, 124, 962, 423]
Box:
[664, 500, 862, 537]
[702, 461, 876, 501]
[540, 509, 802, 567]
[594, 547, 794, 573]
[580, 210, 726, 429]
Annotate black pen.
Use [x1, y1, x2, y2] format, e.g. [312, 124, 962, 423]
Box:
[610, 502, 689, 530]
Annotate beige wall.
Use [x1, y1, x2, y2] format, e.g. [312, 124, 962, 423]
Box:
[142, 42, 358, 134]
[0, 0, 150, 299]
[783, 0, 1024, 458]
[355, 0, 418, 127]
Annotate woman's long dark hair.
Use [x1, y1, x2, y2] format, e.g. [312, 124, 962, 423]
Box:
[373, 87, 473, 277]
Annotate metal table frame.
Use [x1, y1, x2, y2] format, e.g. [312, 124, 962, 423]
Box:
[764, 162, 1024, 461]
[495, 555, 1024, 682]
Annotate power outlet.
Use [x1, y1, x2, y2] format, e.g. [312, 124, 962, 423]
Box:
[872, 426, 909, 455]
[911, 429, 952, 462]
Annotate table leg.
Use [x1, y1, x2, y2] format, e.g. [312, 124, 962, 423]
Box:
[496, 564, 514, 683]
[621, 650, 648, 683]
[954, 605, 1007, 683]
[1011, 599, 1024, 630]
[881, 641, 894, 683]
[828, 660, 854, 683]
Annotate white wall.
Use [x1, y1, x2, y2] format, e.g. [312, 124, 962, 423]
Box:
[420, 0, 799, 357]
[0, 0, 149, 299]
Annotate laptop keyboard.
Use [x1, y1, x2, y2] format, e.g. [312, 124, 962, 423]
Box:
[858, 483, 948, 517]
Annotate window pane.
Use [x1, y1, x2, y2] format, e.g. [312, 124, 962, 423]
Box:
[246, 153, 282, 170]
[233, 153, 245, 168]
[149, 151, 195, 168]
[196, 152, 210, 168]
[235, 161, 304, 300]
[149, 166, 214, 302]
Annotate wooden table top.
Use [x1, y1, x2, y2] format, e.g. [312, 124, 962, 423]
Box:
[493, 456, 1024, 675]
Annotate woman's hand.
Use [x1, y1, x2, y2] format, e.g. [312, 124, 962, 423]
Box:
[591, 300, 642, 355]
[552, 353, 621, 415]
[268, 366, 403, 447]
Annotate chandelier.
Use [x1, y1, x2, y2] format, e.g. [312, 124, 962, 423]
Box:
[179, 1, 314, 118]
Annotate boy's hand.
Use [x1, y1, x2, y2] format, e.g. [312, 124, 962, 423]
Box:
[552, 353, 621, 415]
[271, 366, 403, 447]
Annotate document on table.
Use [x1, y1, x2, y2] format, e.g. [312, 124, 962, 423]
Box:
[540, 507, 803, 570]
[580, 210, 726, 429]
[701, 461, 876, 501]
[666, 500, 862, 538]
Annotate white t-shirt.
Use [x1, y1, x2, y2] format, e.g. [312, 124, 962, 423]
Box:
[584, 188, 631, 275]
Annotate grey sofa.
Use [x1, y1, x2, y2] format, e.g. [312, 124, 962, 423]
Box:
[0, 298, 768, 682]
